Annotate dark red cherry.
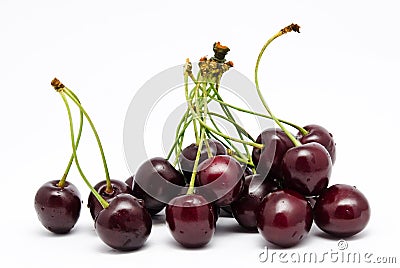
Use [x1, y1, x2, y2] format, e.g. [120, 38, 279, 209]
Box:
[257, 189, 313, 248]
[179, 139, 226, 183]
[314, 184, 370, 237]
[133, 157, 185, 215]
[95, 194, 152, 251]
[196, 155, 244, 206]
[87, 179, 132, 220]
[166, 194, 215, 248]
[177, 185, 220, 225]
[231, 174, 278, 231]
[282, 142, 332, 196]
[252, 128, 294, 179]
[297, 124, 336, 164]
[34, 180, 81, 234]
[220, 165, 253, 217]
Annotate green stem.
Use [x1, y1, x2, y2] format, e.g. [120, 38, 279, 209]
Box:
[59, 92, 109, 209]
[254, 24, 302, 147]
[208, 112, 255, 142]
[57, 93, 83, 188]
[199, 80, 213, 158]
[186, 129, 205, 195]
[167, 116, 192, 161]
[208, 84, 253, 159]
[186, 75, 262, 149]
[207, 114, 248, 161]
[63, 88, 113, 193]
[209, 95, 307, 135]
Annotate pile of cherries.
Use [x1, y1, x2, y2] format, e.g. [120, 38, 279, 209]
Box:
[34, 24, 370, 251]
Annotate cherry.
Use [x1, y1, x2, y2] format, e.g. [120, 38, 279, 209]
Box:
[133, 157, 186, 215]
[313, 184, 370, 237]
[177, 185, 220, 224]
[252, 128, 294, 178]
[231, 174, 278, 231]
[196, 155, 244, 206]
[34, 180, 81, 234]
[282, 142, 332, 196]
[297, 124, 336, 164]
[179, 139, 226, 183]
[220, 165, 253, 216]
[87, 179, 132, 220]
[166, 194, 215, 248]
[95, 194, 152, 251]
[257, 189, 313, 248]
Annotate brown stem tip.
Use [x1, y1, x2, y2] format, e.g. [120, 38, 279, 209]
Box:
[281, 23, 301, 34]
[212, 42, 230, 63]
[51, 78, 64, 91]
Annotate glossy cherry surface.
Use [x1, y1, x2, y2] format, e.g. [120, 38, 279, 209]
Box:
[282, 142, 332, 196]
[252, 128, 294, 179]
[95, 194, 152, 251]
[220, 165, 253, 217]
[313, 184, 370, 237]
[166, 194, 215, 248]
[196, 155, 244, 206]
[257, 189, 313, 247]
[179, 139, 226, 183]
[34, 180, 81, 234]
[87, 179, 132, 220]
[231, 174, 278, 231]
[133, 157, 185, 215]
[297, 124, 336, 164]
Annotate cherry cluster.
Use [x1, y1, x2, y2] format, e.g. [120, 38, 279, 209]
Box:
[34, 24, 370, 251]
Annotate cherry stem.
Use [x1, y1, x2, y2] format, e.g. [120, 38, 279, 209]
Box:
[186, 129, 205, 195]
[207, 83, 253, 161]
[206, 113, 248, 161]
[62, 88, 113, 193]
[208, 94, 308, 135]
[254, 24, 303, 147]
[185, 78, 263, 149]
[57, 91, 83, 188]
[59, 91, 109, 209]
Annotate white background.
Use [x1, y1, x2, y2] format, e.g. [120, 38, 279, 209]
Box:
[1, 0, 399, 267]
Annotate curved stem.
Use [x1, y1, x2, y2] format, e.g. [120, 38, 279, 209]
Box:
[208, 112, 255, 142]
[59, 92, 109, 209]
[63, 88, 113, 193]
[185, 74, 262, 149]
[58, 93, 83, 188]
[209, 93, 308, 135]
[208, 84, 253, 161]
[255, 24, 302, 147]
[186, 129, 205, 195]
[198, 116, 263, 148]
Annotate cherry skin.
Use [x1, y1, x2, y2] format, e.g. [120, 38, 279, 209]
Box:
[87, 179, 133, 220]
[196, 155, 244, 206]
[133, 157, 186, 215]
[34, 180, 81, 234]
[179, 139, 226, 183]
[220, 165, 253, 216]
[297, 124, 336, 164]
[257, 189, 313, 248]
[231, 174, 279, 231]
[95, 194, 152, 251]
[313, 184, 370, 237]
[252, 128, 294, 179]
[177, 186, 220, 225]
[166, 194, 215, 248]
[282, 142, 332, 196]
